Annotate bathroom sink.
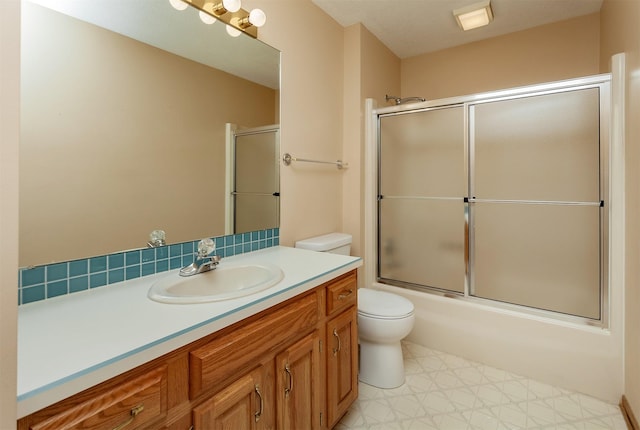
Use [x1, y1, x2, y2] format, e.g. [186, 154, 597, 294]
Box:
[148, 263, 284, 304]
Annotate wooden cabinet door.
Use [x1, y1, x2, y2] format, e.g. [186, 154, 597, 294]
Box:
[275, 331, 322, 430]
[192, 365, 272, 430]
[326, 306, 358, 428]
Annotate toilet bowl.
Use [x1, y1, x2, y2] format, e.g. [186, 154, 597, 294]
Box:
[358, 288, 415, 389]
[294, 233, 415, 388]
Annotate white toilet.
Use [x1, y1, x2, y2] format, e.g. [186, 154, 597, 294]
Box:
[295, 232, 415, 389]
[357, 288, 414, 388]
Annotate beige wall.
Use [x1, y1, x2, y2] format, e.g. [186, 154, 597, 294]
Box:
[0, 1, 19, 427]
[600, 0, 640, 417]
[402, 13, 601, 100]
[342, 24, 400, 260]
[243, 0, 345, 247]
[21, 3, 276, 266]
[343, 25, 363, 257]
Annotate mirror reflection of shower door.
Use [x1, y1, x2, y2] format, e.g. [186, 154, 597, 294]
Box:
[232, 126, 280, 234]
[470, 88, 603, 319]
[378, 106, 466, 294]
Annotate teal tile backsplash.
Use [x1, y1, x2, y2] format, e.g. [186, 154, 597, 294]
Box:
[19, 228, 279, 305]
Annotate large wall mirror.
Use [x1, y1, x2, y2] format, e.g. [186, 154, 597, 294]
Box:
[20, 0, 280, 267]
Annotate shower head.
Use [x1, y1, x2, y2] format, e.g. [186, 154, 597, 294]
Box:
[385, 94, 401, 105]
[385, 94, 426, 105]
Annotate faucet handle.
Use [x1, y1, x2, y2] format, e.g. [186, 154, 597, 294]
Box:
[197, 238, 216, 258]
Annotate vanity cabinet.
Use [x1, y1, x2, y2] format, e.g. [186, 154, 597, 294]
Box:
[325, 274, 359, 429]
[18, 270, 358, 430]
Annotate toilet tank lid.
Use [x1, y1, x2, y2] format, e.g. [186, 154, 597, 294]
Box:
[358, 288, 414, 318]
[294, 233, 352, 251]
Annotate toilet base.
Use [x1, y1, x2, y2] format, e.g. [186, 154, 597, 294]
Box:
[358, 340, 405, 389]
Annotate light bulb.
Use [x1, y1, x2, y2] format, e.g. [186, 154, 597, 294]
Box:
[169, 0, 188, 11]
[222, 0, 241, 13]
[199, 10, 216, 24]
[226, 25, 242, 37]
[248, 8, 266, 27]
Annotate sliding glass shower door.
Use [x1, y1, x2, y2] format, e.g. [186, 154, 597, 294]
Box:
[470, 88, 603, 319]
[376, 77, 609, 321]
[378, 106, 466, 294]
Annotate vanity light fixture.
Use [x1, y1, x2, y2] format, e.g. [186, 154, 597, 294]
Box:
[453, 0, 493, 31]
[169, 0, 266, 38]
[211, 0, 241, 16]
[235, 8, 267, 29]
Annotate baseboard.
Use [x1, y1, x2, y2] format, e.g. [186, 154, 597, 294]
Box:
[621, 395, 639, 430]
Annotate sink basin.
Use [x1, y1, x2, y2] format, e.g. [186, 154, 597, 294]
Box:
[148, 263, 284, 304]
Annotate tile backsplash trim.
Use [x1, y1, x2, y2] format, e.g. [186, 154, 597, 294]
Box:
[19, 228, 279, 305]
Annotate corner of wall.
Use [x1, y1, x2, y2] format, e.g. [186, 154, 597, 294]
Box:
[0, 0, 20, 426]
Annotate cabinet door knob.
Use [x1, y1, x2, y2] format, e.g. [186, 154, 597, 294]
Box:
[112, 404, 144, 430]
[254, 384, 264, 422]
[332, 328, 341, 356]
[284, 364, 293, 397]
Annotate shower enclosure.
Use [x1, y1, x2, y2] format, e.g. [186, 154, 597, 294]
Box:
[375, 76, 610, 323]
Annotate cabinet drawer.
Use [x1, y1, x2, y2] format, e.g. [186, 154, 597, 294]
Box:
[326, 271, 357, 316]
[190, 292, 319, 399]
[29, 366, 167, 430]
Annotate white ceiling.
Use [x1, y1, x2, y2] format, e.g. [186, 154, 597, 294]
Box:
[311, 0, 603, 59]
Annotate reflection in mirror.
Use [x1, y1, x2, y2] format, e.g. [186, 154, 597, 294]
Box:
[20, 0, 280, 267]
[228, 125, 280, 234]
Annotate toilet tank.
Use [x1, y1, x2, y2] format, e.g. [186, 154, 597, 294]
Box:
[294, 232, 352, 255]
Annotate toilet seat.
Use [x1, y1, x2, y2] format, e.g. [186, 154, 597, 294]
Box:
[358, 288, 414, 319]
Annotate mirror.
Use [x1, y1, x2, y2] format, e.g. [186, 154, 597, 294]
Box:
[20, 0, 280, 267]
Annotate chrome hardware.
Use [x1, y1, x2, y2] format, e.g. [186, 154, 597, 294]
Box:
[284, 364, 293, 397]
[254, 384, 263, 422]
[332, 328, 341, 356]
[338, 289, 353, 300]
[147, 229, 166, 248]
[282, 152, 348, 169]
[385, 94, 426, 105]
[112, 404, 144, 430]
[179, 254, 221, 277]
[179, 238, 221, 277]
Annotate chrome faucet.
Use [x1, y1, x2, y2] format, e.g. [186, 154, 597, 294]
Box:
[179, 238, 221, 277]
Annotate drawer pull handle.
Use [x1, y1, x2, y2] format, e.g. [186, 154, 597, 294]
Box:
[254, 384, 264, 422]
[284, 364, 293, 397]
[112, 404, 144, 430]
[338, 289, 354, 300]
[332, 328, 341, 356]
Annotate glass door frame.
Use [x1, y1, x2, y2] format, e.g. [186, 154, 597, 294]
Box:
[370, 75, 611, 327]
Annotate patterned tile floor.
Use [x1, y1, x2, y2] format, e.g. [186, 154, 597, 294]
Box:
[336, 341, 627, 430]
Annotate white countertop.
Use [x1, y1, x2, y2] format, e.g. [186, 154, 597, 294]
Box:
[17, 246, 362, 418]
